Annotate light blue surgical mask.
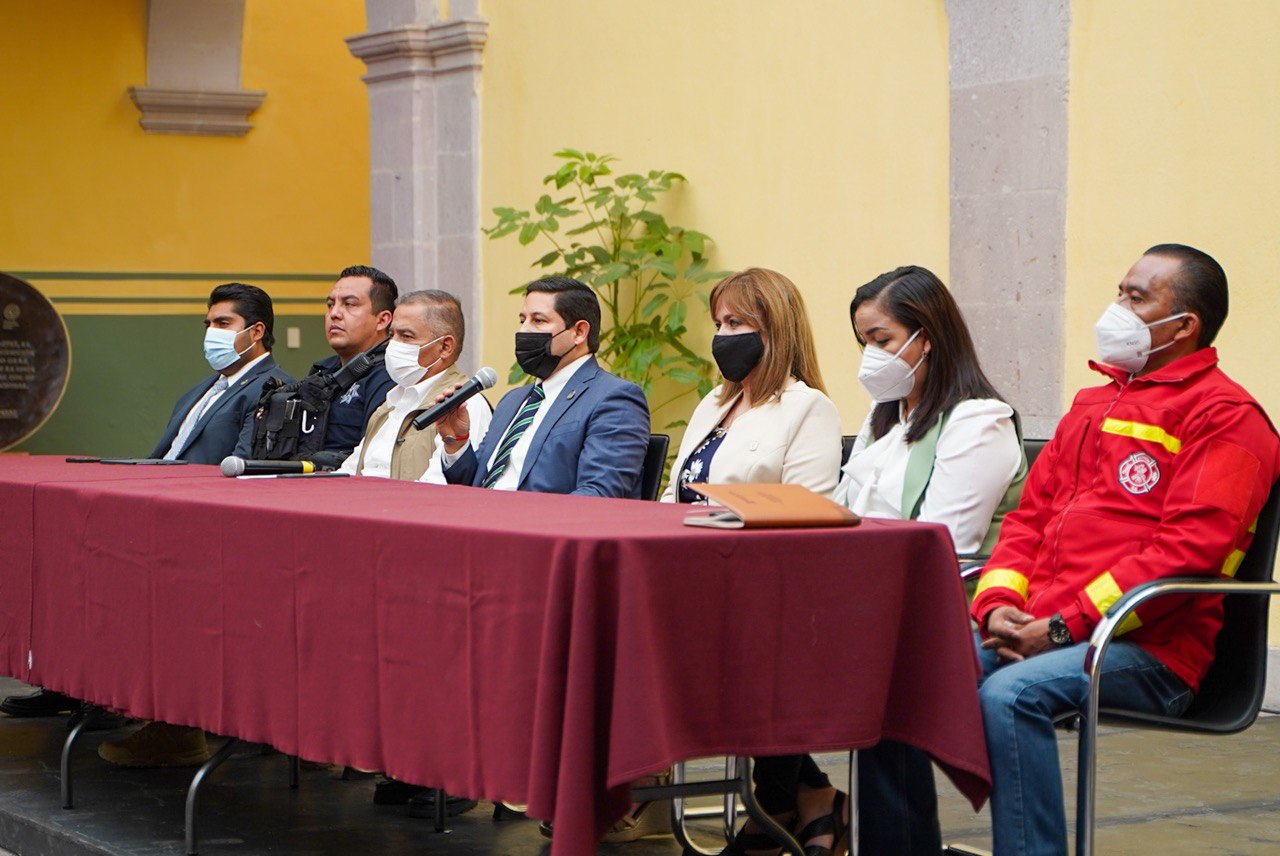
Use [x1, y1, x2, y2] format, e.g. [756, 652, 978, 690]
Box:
[203, 325, 255, 371]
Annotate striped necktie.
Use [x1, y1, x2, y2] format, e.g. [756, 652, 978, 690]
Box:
[481, 383, 546, 488]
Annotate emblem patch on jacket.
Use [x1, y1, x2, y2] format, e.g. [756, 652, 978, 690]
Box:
[1118, 451, 1160, 494]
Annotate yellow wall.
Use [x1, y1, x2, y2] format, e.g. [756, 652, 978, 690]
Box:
[0, 0, 370, 316]
[478, 0, 950, 435]
[1066, 1, 1280, 407]
[1066, 0, 1280, 628]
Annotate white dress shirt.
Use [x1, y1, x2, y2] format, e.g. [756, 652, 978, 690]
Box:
[834, 398, 1021, 554]
[163, 353, 268, 460]
[440, 353, 591, 491]
[337, 370, 492, 481]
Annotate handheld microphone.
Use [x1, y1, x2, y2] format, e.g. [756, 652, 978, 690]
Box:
[411, 367, 498, 431]
[220, 456, 324, 477]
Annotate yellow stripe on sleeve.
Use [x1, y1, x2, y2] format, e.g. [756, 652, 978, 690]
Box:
[1100, 418, 1182, 455]
[1086, 570, 1143, 635]
[1085, 571, 1125, 615]
[1116, 611, 1143, 635]
[974, 568, 1030, 600]
[1222, 549, 1246, 578]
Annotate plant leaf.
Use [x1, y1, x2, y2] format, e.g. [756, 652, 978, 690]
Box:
[640, 293, 669, 317]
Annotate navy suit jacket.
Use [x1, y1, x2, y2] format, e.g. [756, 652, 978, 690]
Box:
[150, 355, 294, 465]
[444, 356, 650, 498]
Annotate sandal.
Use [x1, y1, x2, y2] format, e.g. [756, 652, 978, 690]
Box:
[796, 789, 848, 856]
[722, 814, 797, 856]
[600, 797, 674, 843]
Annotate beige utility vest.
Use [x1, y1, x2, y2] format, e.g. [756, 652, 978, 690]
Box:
[354, 366, 470, 481]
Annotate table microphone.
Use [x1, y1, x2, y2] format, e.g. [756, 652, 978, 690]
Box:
[411, 367, 498, 430]
[220, 456, 323, 477]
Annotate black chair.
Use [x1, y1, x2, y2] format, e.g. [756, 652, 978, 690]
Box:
[1069, 481, 1280, 855]
[841, 434, 858, 467]
[957, 438, 1048, 574]
[641, 434, 670, 502]
[948, 481, 1280, 856]
[1022, 437, 1046, 470]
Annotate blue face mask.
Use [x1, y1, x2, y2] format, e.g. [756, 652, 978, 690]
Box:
[203, 325, 255, 371]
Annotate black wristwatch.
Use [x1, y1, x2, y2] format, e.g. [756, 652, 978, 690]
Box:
[1047, 613, 1074, 647]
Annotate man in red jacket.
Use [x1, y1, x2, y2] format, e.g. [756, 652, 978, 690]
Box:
[971, 243, 1280, 856]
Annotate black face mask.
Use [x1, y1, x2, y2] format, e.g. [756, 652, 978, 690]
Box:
[711, 332, 765, 383]
[515, 328, 569, 379]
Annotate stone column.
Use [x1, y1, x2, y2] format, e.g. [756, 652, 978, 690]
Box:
[947, 0, 1071, 439]
[348, 1, 487, 372]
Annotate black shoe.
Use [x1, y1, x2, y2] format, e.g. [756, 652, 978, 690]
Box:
[0, 689, 78, 717]
[407, 791, 478, 818]
[373, 777, 429, 805]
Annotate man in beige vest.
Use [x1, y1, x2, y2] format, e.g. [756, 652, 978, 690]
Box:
[339, 290, 491, 481]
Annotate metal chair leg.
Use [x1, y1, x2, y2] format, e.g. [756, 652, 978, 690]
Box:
[185, 737, 239, 856]
[432, 786, 447, 833]
[60, 704, 100, 809]
[668, 757, 749, 855]
[1075, 676, 1102, 856]
[846, 751, 859, 856]
[288, 754, 300, 790]
[735, 757, 804, 855]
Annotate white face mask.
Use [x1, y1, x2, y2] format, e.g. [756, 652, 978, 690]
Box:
[1093, 303, 1189, 374]
[385, 336, 444, 387]
[858, 328, 925, 402]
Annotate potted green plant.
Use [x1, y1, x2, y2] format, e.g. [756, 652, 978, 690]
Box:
[486, 149, 729, 429]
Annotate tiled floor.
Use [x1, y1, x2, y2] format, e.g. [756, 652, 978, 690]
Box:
[2, 678, 1279, 855]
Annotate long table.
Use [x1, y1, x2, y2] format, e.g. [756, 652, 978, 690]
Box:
[1, 457, 991, 856]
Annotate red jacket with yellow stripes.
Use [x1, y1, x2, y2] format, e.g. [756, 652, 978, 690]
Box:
[971, 348, 1279, 692]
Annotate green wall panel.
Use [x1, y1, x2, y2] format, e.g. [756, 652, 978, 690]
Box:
[15, 314, 333, 457]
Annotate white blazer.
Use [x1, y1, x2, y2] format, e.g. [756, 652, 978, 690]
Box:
[660, 377, 842, 502]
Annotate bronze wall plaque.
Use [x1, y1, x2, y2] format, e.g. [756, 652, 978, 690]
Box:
[0, 274, 71, 451]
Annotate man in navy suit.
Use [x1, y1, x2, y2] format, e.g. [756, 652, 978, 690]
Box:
[4, 283, 295, 723]
[151, 282, 293, 464]
[434, 276, 649, 498]
[73, 284, 297, 766]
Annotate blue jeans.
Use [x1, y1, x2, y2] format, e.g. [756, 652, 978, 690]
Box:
[975, 635, 1192, 856]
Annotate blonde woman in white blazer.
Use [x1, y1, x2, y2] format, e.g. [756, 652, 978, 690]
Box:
[661, 376, 840, 501]
[658, 268, 846, 855]
[661, 268, 841, 503]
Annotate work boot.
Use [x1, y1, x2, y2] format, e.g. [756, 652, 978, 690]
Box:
[0, 688, 78, 717]
[98, 722, 211, 767]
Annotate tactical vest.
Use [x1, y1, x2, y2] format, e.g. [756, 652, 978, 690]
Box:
[250, 340, 388, 462]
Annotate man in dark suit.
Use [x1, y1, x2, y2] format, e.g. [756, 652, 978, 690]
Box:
[435, 276, 650, 498]
[151, 282, 293, 464]
[4, 284, 293, 742]
[86, 283, 296, 765]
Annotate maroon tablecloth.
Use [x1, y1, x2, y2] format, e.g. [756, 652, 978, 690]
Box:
[0, 456, 218, 679]
[3, 457, 990, 856]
